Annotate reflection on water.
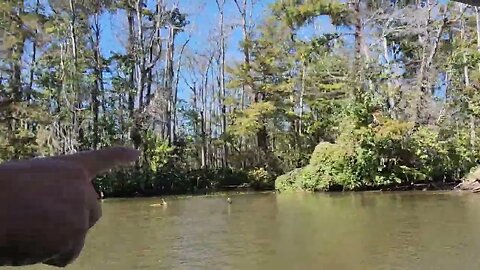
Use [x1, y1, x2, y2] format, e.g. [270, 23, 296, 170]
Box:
[8, 191, 480, 270]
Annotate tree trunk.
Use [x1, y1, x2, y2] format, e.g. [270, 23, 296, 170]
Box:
[91, 6, 103, 149]
[164, 25, 175, 144]
[201, 58, 212, 168]
[173, 38, 190, 145]
[69, 0, 81, 150]
[146, 0, 164, 107]
[135, 0, 145, 110]
[472, 6, 480, 148]
[352, 0, 363, 101]
[255, 92, 268, 153]
[216, 0, 228, 167]
[234, 0, 252, 166]
[127, 6, 139, 148]
[27, 0, 40, 104]
[416, 4, 447, 123]
[299, 61, 306, 136]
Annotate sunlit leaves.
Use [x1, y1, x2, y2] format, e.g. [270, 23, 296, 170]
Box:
[229, 101, 276, 137]
[270, 0, 351, 28]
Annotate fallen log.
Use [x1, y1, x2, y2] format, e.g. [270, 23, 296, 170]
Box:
[455, 166, 480, 193]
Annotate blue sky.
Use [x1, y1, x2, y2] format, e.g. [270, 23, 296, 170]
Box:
[97, 0, 455, 61]
[95, 0, 458, 103]
[97, 0, 275, 103]
[99, 0, 274, 59]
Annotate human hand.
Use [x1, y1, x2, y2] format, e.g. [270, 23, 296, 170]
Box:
[0, 147, 140, 267]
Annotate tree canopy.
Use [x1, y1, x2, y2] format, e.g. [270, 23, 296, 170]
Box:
[2, 0, 480, 195]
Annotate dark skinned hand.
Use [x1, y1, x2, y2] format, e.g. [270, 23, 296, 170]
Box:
[0, 147, 140, 267]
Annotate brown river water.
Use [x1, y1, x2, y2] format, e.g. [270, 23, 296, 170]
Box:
[8, 191, 480, 270]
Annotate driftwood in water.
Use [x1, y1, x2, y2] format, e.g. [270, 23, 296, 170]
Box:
[455, 167, 480, 192]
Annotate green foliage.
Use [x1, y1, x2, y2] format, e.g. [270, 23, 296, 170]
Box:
[95, 165, 264, 197]
[143, 132, 174, 172]
[248, 167, 276, 190]
[270, 0, 351, 28]
[275, 168, 303, 191]
[276, 114, 480, 192]
[229, 101, 277, 137]
[4, 0, 480, 198]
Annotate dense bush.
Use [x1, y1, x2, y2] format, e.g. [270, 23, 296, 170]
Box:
[275, 168, 303, 191]
[248, 167, 277, 190]
[276, 116, 479, 192]
[94, 163, 279, 197]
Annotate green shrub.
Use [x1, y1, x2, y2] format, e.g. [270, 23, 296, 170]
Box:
[275, 116, 480, 192]
[248, 167, 276, 190]
[275, 168, 303, 191]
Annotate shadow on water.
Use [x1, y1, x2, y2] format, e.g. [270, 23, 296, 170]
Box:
[7, 191, 480, 270]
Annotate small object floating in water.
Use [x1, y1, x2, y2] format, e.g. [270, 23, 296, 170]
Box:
[97, 191, 105, 201]
[227, 197, 232, 204]
[150, 198, 168, 207]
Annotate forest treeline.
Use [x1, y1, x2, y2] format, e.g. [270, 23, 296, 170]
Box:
[2, 0, 480, 196]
